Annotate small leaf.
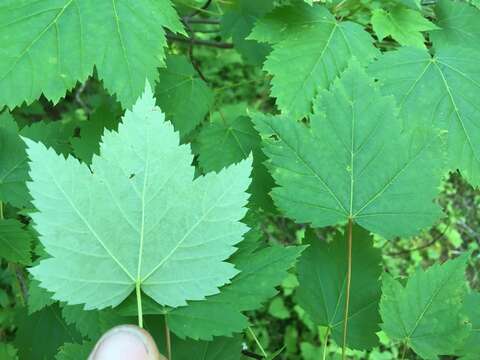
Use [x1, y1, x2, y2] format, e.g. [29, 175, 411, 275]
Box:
[61, 305, 126, 340]
[0, 219, 33, 265]
[14, 304, 82, 360]
[194, 104, 275, 211]
[28, 278, 55, 314]
[156, 55, 213, 138]
[371, 6, 438, 48]
[27, 84, 252, 310]
[55, 341, 95, 360]
[297, 227, 382, 350]
[0, 113, 30, 207]
[380, 255, 470, 359]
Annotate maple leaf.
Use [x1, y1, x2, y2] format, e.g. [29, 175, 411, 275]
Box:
[0, 0, 184, 108]
[369, 46, 480, 187]
[249, 3, 378, 118]
[254, 60, 445, 238]
[297, 227, 382, 350]
[26, 84, 252, 310]
[380, 255, 469, 359]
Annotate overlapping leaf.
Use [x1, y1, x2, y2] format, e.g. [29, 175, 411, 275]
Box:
[371, 6, 438, 48]
[0, 113, 30, 207]
[369, 46, 480, 187]
[0, 0, 184, 108]
[220, 0, 274, 64]
[14, 304, 81, 360]
[254, 61, 445, 238]
[430, 0, 480, 49]
[156, 55, 213, 138]
[0, 219, 32, 265]
[27, 84, 252, 310]
[249, 3, 378, 118]
[380, 255, 469, 359]
[297, 227, 382, 350]
[194, 104, 275, 211]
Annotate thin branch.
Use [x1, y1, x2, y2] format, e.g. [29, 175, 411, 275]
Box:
[387, 224, 450, 256]
[167, 34, 233, 49]
[187, 0, 213, 18]
[183, 18, 220, 24]
[183, 19, 208, 82]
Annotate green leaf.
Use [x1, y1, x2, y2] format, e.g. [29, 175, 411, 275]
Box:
[249, 3, 378, 118]
[196, 104, 256, 172]
[0, 343, 18, 360]
[55, 341, 95, 360]
[28, 278, 55, 314]
[172, 335, 242, 360]
[61, 305, 126, 340]
[0, 112, 30, 207]
[0, 219, 32, 265]
[156, 55, 214, 138]
[297, 227, 382, 350]
[194, 104, 275, 212]
[27, 84, 252, 310]
[369, 46, 480, 187]
[0, 0, 184, 108]
[456, 292, 480, 359]
[220, 0, 274, 65]
[71, 100, 122, 164]
[380, 255, 469, 359]
[254, 60, 445, 238]
[20, 119, 77, 156]
[117, 245, 303, 340]
[371, 6, 438, 48]
[430, 0, 480, 49]
[167, 245, 303, 339]
[14, 304, 82, 360]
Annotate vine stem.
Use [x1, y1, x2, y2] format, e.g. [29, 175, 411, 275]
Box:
[322, 327, 330, 360]
[164, 315, 172, 360]
[248, 327, 267, 358]
[135, 281, 143, 328]
[342, 218, 353, 360]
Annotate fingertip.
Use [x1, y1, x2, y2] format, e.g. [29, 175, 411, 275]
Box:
[89, 325, 165, 360]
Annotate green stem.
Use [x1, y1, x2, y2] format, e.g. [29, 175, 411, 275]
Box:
[342, 218, 353, 360]
[248, 326, 267, 358]
[322, 327, 330, 360]
[0, 200, 4, 220]
[136, 281, 143, 328]
[400, 342, 408, 360]
[164, 315, 172, 360]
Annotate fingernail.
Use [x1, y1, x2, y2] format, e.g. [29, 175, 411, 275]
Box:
[90, 325, 160, 360]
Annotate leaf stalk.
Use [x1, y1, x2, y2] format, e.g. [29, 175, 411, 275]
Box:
[342, 217, 353, 360]
[136, 281, 143, 328]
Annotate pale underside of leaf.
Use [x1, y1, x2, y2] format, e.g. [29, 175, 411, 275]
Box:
[27, 85, 252, 310]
